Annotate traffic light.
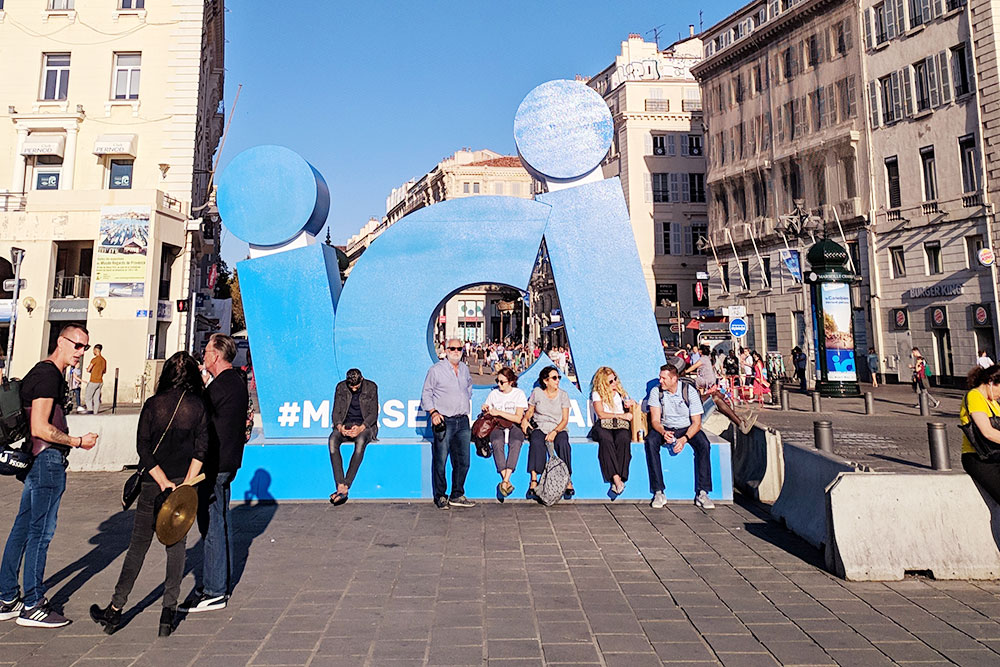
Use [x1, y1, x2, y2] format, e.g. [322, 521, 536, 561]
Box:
[176, 298, 189, 312]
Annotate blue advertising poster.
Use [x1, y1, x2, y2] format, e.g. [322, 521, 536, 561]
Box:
[780, 249, 802, 282]
[821, 282, 857, 381]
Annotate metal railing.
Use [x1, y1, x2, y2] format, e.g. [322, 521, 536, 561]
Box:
[645, 99, 669, 112]
[52, 275, 90, 299]
[682, 99, 703, 112]
[0, 192, 26, 212]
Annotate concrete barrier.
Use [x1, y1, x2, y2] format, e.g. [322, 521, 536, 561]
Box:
[728, 425, 784, 504]
[65, 413, 139, 472]
[770, 442, 858, 550]
[825, 472, 1000, 581]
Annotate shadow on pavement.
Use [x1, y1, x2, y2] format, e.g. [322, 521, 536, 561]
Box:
[735, 497, 825, 569]
[45, 509, 134, 610]
[870, 453, 932, 470]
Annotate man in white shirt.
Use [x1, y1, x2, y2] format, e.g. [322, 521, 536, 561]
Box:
[979, 350, 995, 369]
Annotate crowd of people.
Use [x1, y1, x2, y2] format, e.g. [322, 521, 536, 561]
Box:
[450, 340, 573, 377]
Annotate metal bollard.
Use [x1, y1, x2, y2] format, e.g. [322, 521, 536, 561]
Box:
[919, 391, 929, 416]
[773, 380, 782, 406]
[112, 368, 119, 414]
[781, 389, 790, 411]
[927, 422, 951, 470]
[814, 420, 834, 453]
[811, 391, 822, 413]
[864, 391, 874, 415]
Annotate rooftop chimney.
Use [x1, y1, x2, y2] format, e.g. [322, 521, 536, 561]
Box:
[628, 33, 642, 40]
[689, 24, 695, 37]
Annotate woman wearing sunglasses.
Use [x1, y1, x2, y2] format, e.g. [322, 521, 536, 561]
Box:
[481, 368, 528, 499]
[522, 365, 574, 500]
[591, 366, 634, 498]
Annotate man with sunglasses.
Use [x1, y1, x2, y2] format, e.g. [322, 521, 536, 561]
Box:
[421, 338, 475, 509]
[0, 323, 98, 628]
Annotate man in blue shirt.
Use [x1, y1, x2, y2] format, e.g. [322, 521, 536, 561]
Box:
[421, 338, 475, 509]
[644, 363, 714, 510]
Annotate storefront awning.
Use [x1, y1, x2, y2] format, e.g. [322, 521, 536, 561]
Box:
[93, 134, 138, 157]
[20, 134, 65, 157]
[542, 322, 565, 333]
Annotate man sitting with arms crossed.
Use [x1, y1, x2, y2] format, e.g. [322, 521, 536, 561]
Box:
[644, 363, 715, 510]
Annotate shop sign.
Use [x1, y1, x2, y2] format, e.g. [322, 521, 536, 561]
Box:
[157, 300, 173, 322]
[48, 299, 88, 321]
[973, 304, 992, 328]
[979, 248, 996, 267]
[930, 306, 948, 329]
[890, 308, 909, 331]
[655, 283, 678, 307]
[907, 283, 963, 299]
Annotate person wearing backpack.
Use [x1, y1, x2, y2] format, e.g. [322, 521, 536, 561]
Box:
[644, 363, 714, 510]
[0, 323, 98, 628]
[909, 347, 940, 409]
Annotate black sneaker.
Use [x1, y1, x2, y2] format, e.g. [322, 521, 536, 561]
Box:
[434, 496, 450, 510]
[179, 592, 227, 613]
[17, 599, 70, 628]
[89, 603, 121, 635]
[0, 597, 23, 622]
[448, 495, 475, 507]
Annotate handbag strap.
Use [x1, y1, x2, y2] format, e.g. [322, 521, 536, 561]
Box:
[141, 390, 186, 473]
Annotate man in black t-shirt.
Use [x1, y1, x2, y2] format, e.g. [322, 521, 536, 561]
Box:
[0, 323, 97, 628]
[183, 333, 249, 614]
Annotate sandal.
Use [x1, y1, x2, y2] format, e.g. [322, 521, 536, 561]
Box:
[330, 492, 348, 506]
[563, 487, 575, 500]
[500, 481, 514, 496]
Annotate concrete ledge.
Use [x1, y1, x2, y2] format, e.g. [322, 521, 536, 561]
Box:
[65, 413, 139, 472]
[826, 472, 1000, 581]
[770, 442, 858, 549]
[728, 424, 784, 504]
[232, 433, 733, 502]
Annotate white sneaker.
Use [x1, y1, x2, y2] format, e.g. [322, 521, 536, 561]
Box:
[694, 490, 715, 510]
[650, 491, 667, 509]
[76, 407, 86, 413]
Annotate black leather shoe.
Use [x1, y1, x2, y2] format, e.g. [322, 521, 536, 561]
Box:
[158, 607, 174, 637]
[89, 603, 121, 635]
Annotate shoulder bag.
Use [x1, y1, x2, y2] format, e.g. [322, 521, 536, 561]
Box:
[599, 392, 630, 430]
[958, 393, 1000, 462]
[122, 391, 186, 510]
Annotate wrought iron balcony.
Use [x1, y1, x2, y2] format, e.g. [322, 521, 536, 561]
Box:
[645, 99, 670, 112]
[0, 192, 26, 212]
[52, 275, 90, 299]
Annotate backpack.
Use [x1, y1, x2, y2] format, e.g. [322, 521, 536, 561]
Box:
[535, 444, 570, 506]
[0, 378, 33, 479]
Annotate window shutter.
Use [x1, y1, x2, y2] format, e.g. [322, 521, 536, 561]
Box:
[844, 17, 853, 49]
[655, 222, 665, 255]
[891, 71, 902, 121]
[777, 106, 785, 142]
[670, 222, 683, 255]
[901, 67, 913, 116]
[827, 83, 837, 124]
[681, 176, 690, 203]
[865, 8, 873, 49]
[869, 80, 880, 128]
[927, 55, 940, 107]
[791, 43, 800, 76]
[644, 173, 652, 203]
[895, 0, 906, 33]
[681, 137, 689, 157]
[920, 0, 931, 23]
[669, 173, 680, 203]
[667, 134, 676, 156]
[885, 0, 896, 39]
[817, 34, 826, 63]
[644, 133, 653, 156]
[964, 42, 975, 90]
[938, 51, 951, 103]
[931, 0, 943, 17]
[684, 225, 694, 255]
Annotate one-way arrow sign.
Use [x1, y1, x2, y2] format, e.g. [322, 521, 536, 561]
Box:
[3, 279, 25, 291]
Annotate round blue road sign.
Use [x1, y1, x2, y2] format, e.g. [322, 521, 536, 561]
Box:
[729, 317, 748, 337]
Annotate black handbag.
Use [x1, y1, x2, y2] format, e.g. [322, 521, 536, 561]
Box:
[122, 391, 185, 510]
[958, 394, 1000, 462]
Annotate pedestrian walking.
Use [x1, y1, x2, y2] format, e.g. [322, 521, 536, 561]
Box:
[752, 351, 770, 405]
[867, 347, 880, 388]
[644, 363, 714, 510]
[481, 368, 527, 501]
[182, 334, 249, 613]
[90, 352, 207, 637]
[978, 350, 994, 370]
[328, 369, 379, 506]
[68, 362, 83, 412]
[910, 347, 940, 409]
[421, 338, 475, 509]
[0, 323, 98, 628]
[85, 344, 107, 414]
[792, 346, 807, 392]
[590, 366, 633, 498]
[523, 365, 574, 500]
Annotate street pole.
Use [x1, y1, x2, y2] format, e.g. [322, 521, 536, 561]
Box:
[6, 247, 25, 372]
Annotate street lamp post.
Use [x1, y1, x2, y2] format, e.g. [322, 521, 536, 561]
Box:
[6, 247, 25, 371]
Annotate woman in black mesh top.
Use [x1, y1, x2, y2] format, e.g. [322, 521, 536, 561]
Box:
[90, 352, 208, 637]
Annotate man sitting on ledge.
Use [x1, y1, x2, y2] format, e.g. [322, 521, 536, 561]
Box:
[329, 368, 379, 506]
[645, 363, 714, 510]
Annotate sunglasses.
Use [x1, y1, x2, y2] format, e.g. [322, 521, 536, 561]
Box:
[497, 378, 509, 385]
[608, 377, 617, 384]
[61, 336, 90, 351]
[446, 346, 463, 351]
[547, 375, 560, 381]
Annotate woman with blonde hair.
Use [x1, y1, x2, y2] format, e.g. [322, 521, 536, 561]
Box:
[590, 366, 634, 498]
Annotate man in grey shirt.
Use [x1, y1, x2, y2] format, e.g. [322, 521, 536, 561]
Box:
[421, 338, 475, 509]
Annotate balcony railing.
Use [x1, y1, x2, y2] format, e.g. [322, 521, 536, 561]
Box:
[963, 192, 984, 207]
[921, 201, 940, 215]
[887, 209, 903, 222]
[0, 192, 26, 212]
[645, 99, 669, 112]
[682, 99, 703, 112]
[52, 275, 90, 299]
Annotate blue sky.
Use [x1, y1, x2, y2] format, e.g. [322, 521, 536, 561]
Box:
[218, 0, 746, 266]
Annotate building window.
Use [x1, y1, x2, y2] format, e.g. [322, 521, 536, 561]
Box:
[913, 60, 930, 111]
[813, 164, 827, 207]
[833, 18, 852, 55]
[119, 0, 144, 8]
[687, 134, 702, 156]
[762, 257, 773, 287]
[47, 0, 74, 9]
[493, 182, 504, 195]
[952, 43, 973, 97]
[920, 146, 937, 201]
[924, 241, 943, 275]
[472, 183, 480, 194]
[879, 73, 901, 123]
[782, 46, 796, 81]
[873, 2, 889, 45]
[890, 246, 906, 278]
[846, 240, 862, 273]
[109, 159, 134, 189]
[656, 221, 682, 255]
[788, 160, 803, 201]
[722, 263, 731, 291]
[34, 156, 62, 190]
[691, 223, 708, 255]
[842, 156, 858, 199]
[959, 135, 979, 193]
[112, 53, 141, 100]
[885, 156, 901, 208]
[752, 175, 767, 216]
[462, 182, 470, 194]
[807, 34, 822, 67]
[909, 0, 927, 28]
[838, 76, 858, 120]
[966, 234, 985, 268]
[688, 173, 705, 203]
[652, 173, 669, 203]
[652, 135, 666, 156]
[740, 260, 751, 290]
[41, 54, 70, 101]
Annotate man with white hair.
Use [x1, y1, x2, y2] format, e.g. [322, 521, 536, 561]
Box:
[421, 338, 474, 509]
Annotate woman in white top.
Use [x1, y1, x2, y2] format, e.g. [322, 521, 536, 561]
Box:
[590, 366, 634, 498]
[482, 367, 528, 499]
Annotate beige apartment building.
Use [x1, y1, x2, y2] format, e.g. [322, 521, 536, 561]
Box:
[587, 34, 709, 345]
[0, 0, 224, 401]
[346, 149, 537, 343]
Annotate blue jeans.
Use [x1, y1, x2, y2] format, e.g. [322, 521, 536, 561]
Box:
[431, 415, 470, 500]
[0, 448, 67, 606]
[201, 472, 233, 598]
[644, 427, 713, 495]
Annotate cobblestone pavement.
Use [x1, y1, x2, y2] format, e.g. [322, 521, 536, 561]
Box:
[2, 473, 1000, 665]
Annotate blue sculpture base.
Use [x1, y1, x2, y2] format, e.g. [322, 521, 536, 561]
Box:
[232, 435, 733, 503]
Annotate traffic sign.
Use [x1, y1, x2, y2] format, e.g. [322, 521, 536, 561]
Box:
[729, 317, 748, 337]
[3, 279, 25, 291]
[669, 324, 682, 333]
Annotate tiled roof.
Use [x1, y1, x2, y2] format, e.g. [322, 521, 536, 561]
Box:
[466, 156, 524, 168]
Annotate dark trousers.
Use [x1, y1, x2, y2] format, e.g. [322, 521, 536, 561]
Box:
[329, 426, 374, 488]
[963, 453, 1000, 505]
[490, 426, 525, 473]
[112, 477, 186, 610]
[592, 423, 631, 483]
[432, 415, 471, 500]
[645, 427, 713, 495]
[526, 430, 571, 476]
[197, 472, 234, 598]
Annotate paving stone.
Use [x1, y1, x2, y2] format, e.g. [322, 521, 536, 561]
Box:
[540, 642, 602, 663]
[651, 640, 719, 662]
[872, 640, 949, 662]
